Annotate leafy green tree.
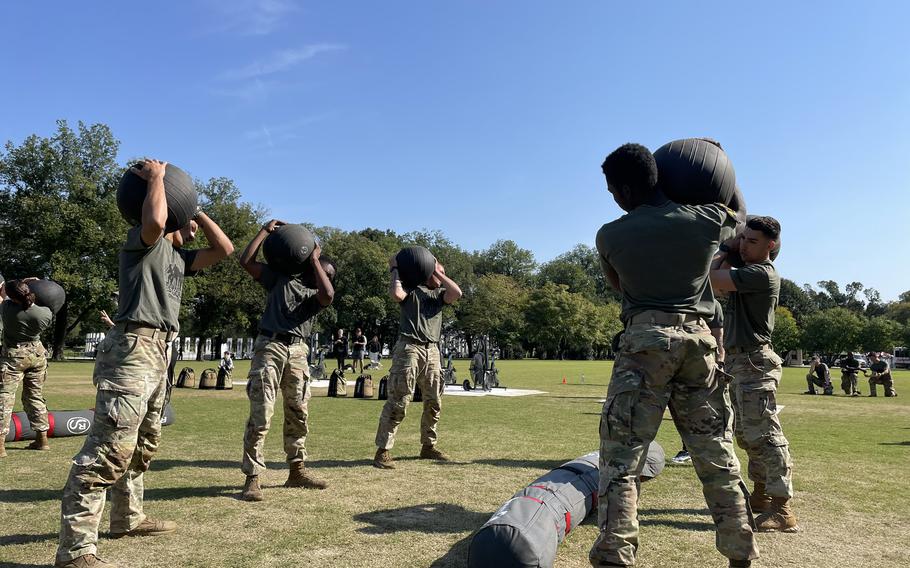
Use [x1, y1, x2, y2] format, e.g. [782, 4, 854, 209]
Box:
[458, 274, 528, 357]
[778, 279, 817, 324]
[801, 307, 865, 363]
[180, 177, 267, 357]
[884, 301, 910, 325]
[538, 256, 596, 299]
[771, 306, 800, 354]
[858, 317, 903, 353]
[0, 120, 125, 359]
[474, 239, 536, 284]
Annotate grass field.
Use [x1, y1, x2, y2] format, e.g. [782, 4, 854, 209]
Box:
[1, 359, 909, 568]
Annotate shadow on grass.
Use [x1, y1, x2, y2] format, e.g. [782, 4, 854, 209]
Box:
[472, 458, 566, 470]
[429, 533, 473, 568]
[151, 458, 374, 471]
[0, 485, 236, 503]
[353, 503, 489, 535]
[0, 532, 57, 546]
[639, 507, 714, 532]
[880, 441, 910, 446]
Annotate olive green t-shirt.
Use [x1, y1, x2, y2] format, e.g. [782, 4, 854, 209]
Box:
[870, 360, 890, 374]
[399, 286, 447, 343]
[724, 260, 780, 349]
[115, 227, 198, 332]
[258, 265, 324, 338]
[596, 201, 737, 324]
[707, 299, 724, 330]
[1, 300, 53, 346]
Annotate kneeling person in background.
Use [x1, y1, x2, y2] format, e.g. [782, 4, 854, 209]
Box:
[373, 257, 462, 469]
[867, 353, 896, 397]
[238, 219, 336, 502]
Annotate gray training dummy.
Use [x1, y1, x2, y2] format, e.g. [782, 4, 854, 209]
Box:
[468, 444, 665, 568]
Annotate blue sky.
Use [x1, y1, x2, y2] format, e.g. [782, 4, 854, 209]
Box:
[2, 1, 908, 300]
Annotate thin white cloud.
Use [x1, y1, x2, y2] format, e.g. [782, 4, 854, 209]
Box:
[204, 0, 299, 37]
[220, 44, 344, 81]
[243, 114, 330, 149]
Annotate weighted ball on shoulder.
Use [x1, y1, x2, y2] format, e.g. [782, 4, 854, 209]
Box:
[263, 224, 316, 275]
[654, 138, 737, 206]
[395, 246, 436, 289]
[117, 162, 198, 233]
[28, 279, 66, 314]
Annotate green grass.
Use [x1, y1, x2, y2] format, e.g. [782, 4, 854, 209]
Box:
[2, 360, 909, 567]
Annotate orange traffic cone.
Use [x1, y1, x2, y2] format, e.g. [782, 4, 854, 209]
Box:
[562, 377, 567, 384]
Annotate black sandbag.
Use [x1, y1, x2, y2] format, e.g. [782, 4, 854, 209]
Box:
[28, 279, 66, 314]
[262, 224, 316, 276]
[395, 246, 436, 289]
[5, 405, 175, 442]
[654, 138, 737, 207]
[117, 162, 198, 233]
[199, 368, 217, 389]
[378, 376, 389, 400]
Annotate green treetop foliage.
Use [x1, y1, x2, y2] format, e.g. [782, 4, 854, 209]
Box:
[0, 120, 126, 358]
[801, 307, 866, 362]
[474, 239, 536, 284]
[858, 317, 904, 353]
[771, 306, 800, 354]
[457, 273, 529, 357]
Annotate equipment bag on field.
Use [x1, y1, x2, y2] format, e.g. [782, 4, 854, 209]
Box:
[199, 368, 218, 389]
[328, 368, 347, 397]
[354, 374, 374, 398]
[176, 367, 196, 388]
[216, 368, 233, 390]
[378, 376, 389, 400]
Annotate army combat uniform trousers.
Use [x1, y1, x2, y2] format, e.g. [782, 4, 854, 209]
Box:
[375, 338, 443, 450]
[242, 335, 312, 476]
[0, 340, 49, 437]
[591, 314, 758, 567]
[57, 326, 171, 563]
[727, 345, 793, 499]
[868, 373, 896, 397]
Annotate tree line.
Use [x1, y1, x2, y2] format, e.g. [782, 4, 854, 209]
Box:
[1, 121, 906, 362]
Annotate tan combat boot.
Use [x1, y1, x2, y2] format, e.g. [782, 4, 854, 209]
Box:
[55, 553, 119, 568]
[419, 444, 450, 461]
[284, 462, 328, 489]
[241, 475, 264, 501]
[27, 430, 50, 450]
[110, 518, 177, 538]
[0, 438, 7, 458]
[373, 448, 395, 469]
[756, 497, 799, 532]
[749, 482, 772, 514]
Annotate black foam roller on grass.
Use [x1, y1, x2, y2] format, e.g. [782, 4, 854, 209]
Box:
[117, 162, 198, 233]
[395, 246, 436, 289]
[654, 138, 737, 207]
[263, 224, 316, 276]
[28, 279, 66, 314]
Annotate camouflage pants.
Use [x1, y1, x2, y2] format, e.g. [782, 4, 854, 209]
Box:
[242, 336, 311, 476]
[57, 327, 169, 563]
[0, 340, 49, 436]
[841, 371, 859, 395]
[591, 321, 758, 566]
[375, 339, 443, 450]
[728, 347, 793, 499]
[868, 373, 896, 397]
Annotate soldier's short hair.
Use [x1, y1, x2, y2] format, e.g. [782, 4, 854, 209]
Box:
[601, 143, 658, 194]
[746, 216, 781, 240]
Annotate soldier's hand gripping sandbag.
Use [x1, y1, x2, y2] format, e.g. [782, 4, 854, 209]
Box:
[118, 161, 198, 233]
